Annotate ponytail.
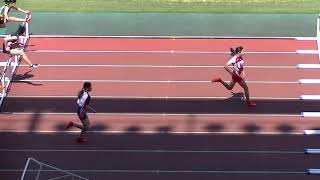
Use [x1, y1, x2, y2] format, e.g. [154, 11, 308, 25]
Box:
[230, 48, 236, 56]
[77, 82, 91, 99]
[77, 89, 84, 99]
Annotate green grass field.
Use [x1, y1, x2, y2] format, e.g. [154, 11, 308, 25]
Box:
[12, 0, 320, 13]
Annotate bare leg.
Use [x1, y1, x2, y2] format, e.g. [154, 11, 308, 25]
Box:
[220, 80, 236, 90]
[73, 118, 90, 138]
[21, 52, 33, 66]
[238, 80, 254, 105]
[8, 17, 27, 23]
[10, 49, 37, 69]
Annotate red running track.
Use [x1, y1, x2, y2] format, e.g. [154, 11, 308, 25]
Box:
[0, 38, 320, 180]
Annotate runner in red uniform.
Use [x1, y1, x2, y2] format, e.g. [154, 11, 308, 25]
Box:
[212, 46, 256, 107]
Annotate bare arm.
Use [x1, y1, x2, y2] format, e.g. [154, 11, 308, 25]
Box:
[224, 62, 233, 76]
[241, 70, 246, 79]
[3, 6, 9, 21]
[87, 105, 97, 113]
[11, 6, 30, 14]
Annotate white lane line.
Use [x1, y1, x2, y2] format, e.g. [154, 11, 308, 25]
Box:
[300, 95, 320, 100]
[18, 64, 296, 69]
[30, 50, 297, 54]
[28, 34, 312, 39]
[299, 79, 320, 84]
[11, 79, 299, 84]
[304, 149, 320, 154]
[297, 64, 320, 69]
[296, 37, 318, 40]
[307, 169, 320, 174]
[302, 112, 320, 117]
[0, 112, 302, 117]
[296, 50, 318, 54]
[0, 149, 302, 154]
[0, 130, 303, 135]
[304, 130, 320, 135]
[6, 95, 300, 100]
[0, 169, 305, 174]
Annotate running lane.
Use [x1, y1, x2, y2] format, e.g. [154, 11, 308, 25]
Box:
[27, 38, 317, 52]
[1, 37, 320, 180]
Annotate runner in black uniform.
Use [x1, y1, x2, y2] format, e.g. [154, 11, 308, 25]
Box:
[66, 82, 96, 143]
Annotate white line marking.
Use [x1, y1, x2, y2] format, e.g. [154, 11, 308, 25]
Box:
[300, 95, 320, 100]
[297, 64, 320, 69]
[6, 95, 300, 100]
[302, 112, 320, 117]
[30, 50, 297, 54]
[0, 149, 302, 154]
[299, 79, 320, 84]
[0, 169, 305, 174]
[0, 112, 303, 117]
[307, 169, 320, 174]
[304, 130, 320, 135]
[305, 149, 320, 154]
[296, 37, 318, 40]
[296, 50, 318, 54]
[28, 35, 312, 39]
[0, 130, 303, 135]
[18, 64, 296, 69]
[12, 79, 299, 84]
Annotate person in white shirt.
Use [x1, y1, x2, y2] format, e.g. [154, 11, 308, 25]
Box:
[65, 82, 96, 143]
[2, 25, 38, 70]
[0, 0, 31, 28]
[212, 46, 256, 107]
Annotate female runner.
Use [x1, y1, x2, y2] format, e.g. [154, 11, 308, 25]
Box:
[212, 46, 256, 107]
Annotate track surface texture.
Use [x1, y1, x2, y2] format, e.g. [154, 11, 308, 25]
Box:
[0, 37, 320, 180]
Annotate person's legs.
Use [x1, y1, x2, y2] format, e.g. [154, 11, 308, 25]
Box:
[7, 16, 29, 23]
[213, 77, 236, 90]
[66, 107, 91, 142]
[238, 80, 256, 106]
[220, 80, 236, 90]
[10, 49, 38, 69]
[78, 117, 90, 141]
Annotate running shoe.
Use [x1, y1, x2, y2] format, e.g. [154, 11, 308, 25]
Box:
[211, 78, 222, 83]
[246, 102, 256, 107]
[30, 64, 39, 70]
[65, 121, 74, 129]
[26, 15, 32, 22]
[77, 137, 88, 143]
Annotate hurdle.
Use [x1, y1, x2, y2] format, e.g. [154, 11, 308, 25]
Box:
[0, 15, 30, 108]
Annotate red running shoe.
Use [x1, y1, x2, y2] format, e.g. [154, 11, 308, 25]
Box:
[26, 15, 32, 22]
[246, 102, 256, 107]
[211, 78, 222, 83]
[65, 121, 73, 129]
[77, 137, 88, 143]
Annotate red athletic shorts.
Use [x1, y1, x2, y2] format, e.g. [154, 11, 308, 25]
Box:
[232, 72, 243, 83]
